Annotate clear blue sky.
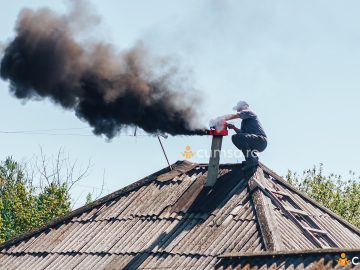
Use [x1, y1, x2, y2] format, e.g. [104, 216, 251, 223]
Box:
[1, 0, 360, 207]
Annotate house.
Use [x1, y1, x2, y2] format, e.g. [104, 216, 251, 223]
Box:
[0, 161, 359, 269]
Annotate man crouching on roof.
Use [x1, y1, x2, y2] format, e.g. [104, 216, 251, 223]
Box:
[224, 101, 267, 170]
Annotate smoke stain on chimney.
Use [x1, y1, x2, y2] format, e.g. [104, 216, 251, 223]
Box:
[0, 0, 205, 138]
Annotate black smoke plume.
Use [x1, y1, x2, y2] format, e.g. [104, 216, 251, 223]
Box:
[0, 1, 205, 138]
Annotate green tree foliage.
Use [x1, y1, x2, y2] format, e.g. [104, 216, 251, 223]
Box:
[85, 192, 93, 205]
[0, 157, 71, 243]
[286, 164, 360, 228]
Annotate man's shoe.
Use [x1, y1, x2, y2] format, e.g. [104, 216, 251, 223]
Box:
[241, 160, 259, 171]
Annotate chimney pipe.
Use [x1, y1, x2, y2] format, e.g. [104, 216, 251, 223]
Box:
[205, 124, 228, 187]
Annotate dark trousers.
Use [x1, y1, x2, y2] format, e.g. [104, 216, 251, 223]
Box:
[231, 133, 267, 163]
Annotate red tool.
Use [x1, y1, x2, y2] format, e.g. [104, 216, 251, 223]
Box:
[206, 121, 229, 136]
[208, 128, 228, 136]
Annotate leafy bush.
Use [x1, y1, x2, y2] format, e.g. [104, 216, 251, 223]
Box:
[286, 164, 360, 228]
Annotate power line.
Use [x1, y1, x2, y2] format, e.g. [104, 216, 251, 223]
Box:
[0, 127, 89, 133]
[0, 131, 93, 136]
[0, 128, 153, 137]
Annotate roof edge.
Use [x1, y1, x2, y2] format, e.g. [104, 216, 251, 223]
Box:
[0, 160, 194, 251]
[259, 162, 360, 236]
[221, 248, 360, 258]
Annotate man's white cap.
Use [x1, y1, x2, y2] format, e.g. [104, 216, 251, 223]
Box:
[233, 100, 249, 111]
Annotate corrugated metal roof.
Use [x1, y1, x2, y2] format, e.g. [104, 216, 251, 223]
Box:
[0, 160, 359, 269]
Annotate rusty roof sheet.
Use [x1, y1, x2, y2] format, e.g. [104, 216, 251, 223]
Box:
[0, 160, 359, 269]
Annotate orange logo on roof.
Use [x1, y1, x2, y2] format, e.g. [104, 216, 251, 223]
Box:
[337, 253, 351, 267]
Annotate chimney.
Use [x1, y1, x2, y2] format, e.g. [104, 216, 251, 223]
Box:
[205, 124, 228, 187]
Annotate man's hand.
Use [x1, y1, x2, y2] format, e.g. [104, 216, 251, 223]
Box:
[227, 123, 236, 130]
[227, 123, 240, 133]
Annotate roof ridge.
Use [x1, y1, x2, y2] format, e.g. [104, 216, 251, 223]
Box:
[0, 250, 217, 257]
[248, 168, 284, 251]
[220, 247, 360, 258]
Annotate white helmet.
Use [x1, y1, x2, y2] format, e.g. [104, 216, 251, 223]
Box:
[233, 100, 249, 111]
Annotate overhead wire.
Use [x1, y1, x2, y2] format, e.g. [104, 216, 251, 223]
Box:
[0, 127, 89, 133]
[0, 127, 153, 137]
